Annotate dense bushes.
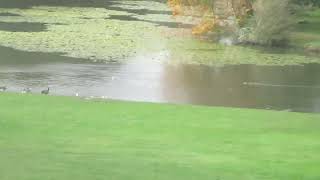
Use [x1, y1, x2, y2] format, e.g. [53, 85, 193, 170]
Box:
[167, 0, 304, 46]
[292, 0, 320, 7]
[240, 0, 293, 46]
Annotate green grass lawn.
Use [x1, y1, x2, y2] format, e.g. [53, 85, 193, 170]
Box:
[0, 93, 320, 180]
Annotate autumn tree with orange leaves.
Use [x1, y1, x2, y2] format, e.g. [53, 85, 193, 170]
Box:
[168, 0, 253, 35]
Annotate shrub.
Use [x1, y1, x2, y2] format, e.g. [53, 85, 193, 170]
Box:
[244, 0, 294, 46]
[292, 0, 320, 7]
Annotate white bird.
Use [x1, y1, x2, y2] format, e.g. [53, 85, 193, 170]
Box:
[219, 37, 234, 46]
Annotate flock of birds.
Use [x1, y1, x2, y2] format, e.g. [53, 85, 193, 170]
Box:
[0, 76, 118, 96]
[0, 86, 50, 95]
[0, 86, 109, 100]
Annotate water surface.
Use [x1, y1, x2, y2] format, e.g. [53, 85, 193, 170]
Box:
[1, 46, 319, 113]
[0, 0, 319, 113]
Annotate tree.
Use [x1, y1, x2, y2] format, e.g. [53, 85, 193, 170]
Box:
[168, 0, 253, 35]
[168, 0, 295, 46]
[245, 0, 293, 46]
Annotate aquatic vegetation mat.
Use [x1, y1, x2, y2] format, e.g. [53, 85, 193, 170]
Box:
[167, 38, 320, 66]
[0, 1, 319, 65]
[0, 6, 167, 61]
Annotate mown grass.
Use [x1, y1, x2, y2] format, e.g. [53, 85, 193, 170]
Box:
[0, 93, 319, 180]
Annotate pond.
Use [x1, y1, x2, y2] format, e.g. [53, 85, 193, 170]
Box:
[1, 46, 320, 113]
[0, 0, 320, 113]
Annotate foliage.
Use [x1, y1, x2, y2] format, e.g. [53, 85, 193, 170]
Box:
[168, 0, 253, 35]
[290, 8, 320, 53]
[292, 0, 320, 7]
[243, 0, 293, 46]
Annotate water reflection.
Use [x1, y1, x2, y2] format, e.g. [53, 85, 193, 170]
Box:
[162, 64, 320, 112]
[0, 46, 319, 113]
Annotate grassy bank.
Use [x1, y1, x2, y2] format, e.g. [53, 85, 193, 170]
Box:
[291, 8, 320, 52]
[0, 93, 319, 180]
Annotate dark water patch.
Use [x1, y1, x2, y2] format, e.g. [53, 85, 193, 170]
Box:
[0, 46, 320, 113]
[80, 17, 94, 20]
[107, 6, 171, 16]
[107, 15, 139, 21]
[107, 15, 193, 29]
[0, 46, 90, 65]
[0, 0, 171, 16]
[0, 0, 118, 9]
[150, 20, 193, 29]
[0, 13, 21, 16]
[0, 21, 47, 32]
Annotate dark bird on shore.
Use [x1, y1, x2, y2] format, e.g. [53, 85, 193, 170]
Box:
[0, 86, 7, 92]
[41, 87, 50, 95]
[22, 87, 32, 93]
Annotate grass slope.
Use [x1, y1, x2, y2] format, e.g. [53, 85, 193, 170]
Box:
[291, 8, 320, 51]
[0, 93, 320, 180]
